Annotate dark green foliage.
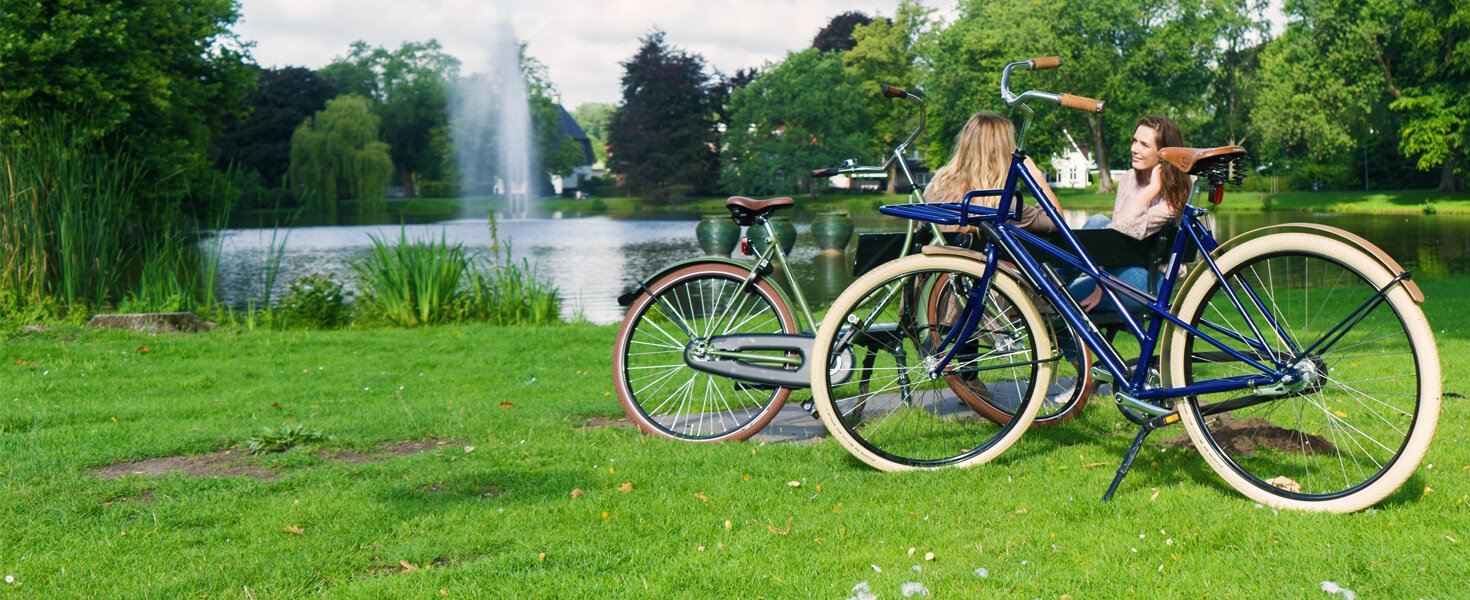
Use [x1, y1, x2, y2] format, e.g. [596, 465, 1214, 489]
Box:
[0, 0, 255, 214]
[288, 95, 394, 214]
[720, 49, 869, 196]
[1252, 0, 1468, 191]
[606, 30, 720, 198]
[216, 66, 341, 189]
[279, 273, 350, 329]
[320, 40, 461, 197]
[812, 11, 876, 53]
[570, 103, 616, 165]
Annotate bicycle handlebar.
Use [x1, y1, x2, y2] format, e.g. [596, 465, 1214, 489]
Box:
[1000, 58, 1105, 114]
[1028, 56, 1061, 70]
[812, 83, 926, 181]
[1059, 93, 1106, 113]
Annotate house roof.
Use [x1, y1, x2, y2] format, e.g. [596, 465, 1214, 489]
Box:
[556, 104, 595, 166]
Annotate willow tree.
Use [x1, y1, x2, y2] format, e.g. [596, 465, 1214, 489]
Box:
[288, 95, 394, 214]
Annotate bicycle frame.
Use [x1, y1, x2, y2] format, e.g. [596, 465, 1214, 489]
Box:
[914, 153, 1329, 410]
[703, 89, 945, 366]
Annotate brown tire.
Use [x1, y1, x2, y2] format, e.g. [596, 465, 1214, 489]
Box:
[926, 273, 1095, 426]
[612, 262, 797, 442]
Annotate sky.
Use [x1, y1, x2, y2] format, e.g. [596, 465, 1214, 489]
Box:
[235, 0, 959, 108]
[235, 0, 1285, 110]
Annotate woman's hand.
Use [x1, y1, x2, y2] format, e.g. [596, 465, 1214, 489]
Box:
[1137, 164, 1163, 205]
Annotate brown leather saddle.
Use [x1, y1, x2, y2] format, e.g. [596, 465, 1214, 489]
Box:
[725, 196, 794, 226]
[1159, 145, 1250, 188]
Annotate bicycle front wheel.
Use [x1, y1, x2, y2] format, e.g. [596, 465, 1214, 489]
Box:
[1166, 233, 1440, 512]
[809, 254, 1052, 471]
[613, 263, 797, 442]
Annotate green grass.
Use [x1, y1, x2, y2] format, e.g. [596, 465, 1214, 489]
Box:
[2, 279, 1466, 596]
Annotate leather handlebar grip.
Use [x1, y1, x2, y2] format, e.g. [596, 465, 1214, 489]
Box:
[811, 168, 839, 178]
[1029, 56, 1061, 70]
[881, 84, 910, 99]
[1059, 94, 1106, 113]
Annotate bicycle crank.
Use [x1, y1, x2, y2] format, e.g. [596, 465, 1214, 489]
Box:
[685, 334, 854, 389]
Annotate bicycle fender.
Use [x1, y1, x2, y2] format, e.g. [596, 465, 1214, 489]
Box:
[1172, 224, 1424, 305]
[616, 258, 791, 308]
[918, 245, 1030, 282]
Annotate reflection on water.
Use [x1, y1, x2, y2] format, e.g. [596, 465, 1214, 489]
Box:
[210, 209, 1470, 325]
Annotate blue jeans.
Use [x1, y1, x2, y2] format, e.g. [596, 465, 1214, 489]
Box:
[1063, 215, 1157, 316]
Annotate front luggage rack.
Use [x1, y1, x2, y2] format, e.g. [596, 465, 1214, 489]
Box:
[878, 202, 1002, 226]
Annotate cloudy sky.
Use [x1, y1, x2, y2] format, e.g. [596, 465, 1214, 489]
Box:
[235, 0, 958, 108]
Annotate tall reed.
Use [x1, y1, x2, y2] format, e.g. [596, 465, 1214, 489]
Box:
[350, 227, 563, 327]
[1, 121, 139, 316]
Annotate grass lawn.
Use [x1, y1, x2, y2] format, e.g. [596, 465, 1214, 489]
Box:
[2, 278, 1467, 596]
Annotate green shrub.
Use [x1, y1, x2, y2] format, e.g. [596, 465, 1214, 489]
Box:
[279, 273, 350, 329]
[642, 184, 695, 205]
[417, 180, 460, 198]
[349, 227, 564, 327]
[245, 424, 328, 454]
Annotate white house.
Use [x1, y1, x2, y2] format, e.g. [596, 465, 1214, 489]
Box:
[1049, 130, 1093, 189]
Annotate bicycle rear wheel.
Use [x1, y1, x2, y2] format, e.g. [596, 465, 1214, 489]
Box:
[809, 254, 1051, 471]
[613, 263, 797, 442]
[926, 273, 1095, 427]
[1166, 233, 1440, 512]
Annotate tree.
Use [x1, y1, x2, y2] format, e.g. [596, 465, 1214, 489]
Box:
[572, 103, 615, 164]
[1381, 0, 1467, 191]
[319, 40, 461, 197]
[606, 30, 720, 199]
[927, 0, 1223, 194]
[844, 0, 934, 192]
[1252, 0, 1462, 190]
[721, 49, 869, 196]
[288, 95, 394, 215]
[216, 66, 340, 188]
[0, 0, 255, 214]
[812, 12, 875, 53]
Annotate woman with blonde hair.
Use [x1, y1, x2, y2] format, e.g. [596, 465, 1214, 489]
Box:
[923, 112, 1060, 232]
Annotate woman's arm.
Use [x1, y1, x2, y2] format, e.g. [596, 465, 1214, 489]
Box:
[1022, 157, 1060, 210]
[1132, 165, 1163, 208]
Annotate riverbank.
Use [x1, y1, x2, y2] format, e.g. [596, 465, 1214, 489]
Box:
[2, 276, 1466, 595]
[245, 188, 1469, 223]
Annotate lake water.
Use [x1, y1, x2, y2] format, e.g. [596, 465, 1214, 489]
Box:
[210, 208, 1470, 324]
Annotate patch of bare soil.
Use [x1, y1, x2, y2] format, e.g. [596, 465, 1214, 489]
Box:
[365, 556, 455, 577]
[101, 489, 158, 506]
[1161, 417, 1336, 455]
[91, 451, 279, 481]
[315, 439, 460, 464]
[580, 415, 634, 430]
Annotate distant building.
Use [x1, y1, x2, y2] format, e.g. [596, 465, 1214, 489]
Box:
[551, 104, 599, 198]
[828, 149, 930, 193]
[1050, 130, 1092, 189]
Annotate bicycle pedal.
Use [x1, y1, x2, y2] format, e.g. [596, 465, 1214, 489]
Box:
[799, 398, 819, 419]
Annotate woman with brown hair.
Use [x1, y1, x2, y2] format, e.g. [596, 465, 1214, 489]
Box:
[923, 112, 1060, 232]
[1068, 115, 1190, 312]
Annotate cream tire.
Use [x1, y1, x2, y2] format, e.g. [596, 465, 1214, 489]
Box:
[809, 254, 1051, 471]
[1166, 233, 1440, 512]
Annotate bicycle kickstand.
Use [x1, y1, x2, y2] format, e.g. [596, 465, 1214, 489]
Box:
[1102, 411, 1181, 501]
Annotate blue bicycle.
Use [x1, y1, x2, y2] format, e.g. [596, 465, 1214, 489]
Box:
[808, 57, 1440, 512]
